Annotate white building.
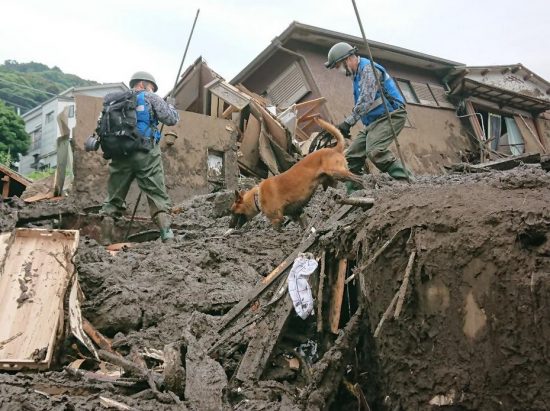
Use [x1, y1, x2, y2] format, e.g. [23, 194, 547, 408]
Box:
[19, 83, 128, 175]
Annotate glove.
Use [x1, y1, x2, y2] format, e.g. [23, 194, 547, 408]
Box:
[336, 121, 352, 139]
[166, 97, 176, 106]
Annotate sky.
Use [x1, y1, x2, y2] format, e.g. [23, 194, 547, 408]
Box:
[2, 0, 549, 96]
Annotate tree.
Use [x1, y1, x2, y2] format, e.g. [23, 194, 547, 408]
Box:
[0, 100, 30, 164]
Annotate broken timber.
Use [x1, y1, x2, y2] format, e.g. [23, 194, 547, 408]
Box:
[235, 295, 293, 382]
[329, 259, 348, 334]
[215, 204, 353, 334]
[212, 205, 353, 386]
[0, 228, 79, 370]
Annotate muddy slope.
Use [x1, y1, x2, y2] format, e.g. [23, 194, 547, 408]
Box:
[0, 167, 549, 410]
[341, 167, 550, 410]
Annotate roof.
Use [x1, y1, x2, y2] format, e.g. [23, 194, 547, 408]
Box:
[0, 164, 31, 187]
[232, 21, 464, 84]
[22, 83, 128, 119]
[59, 82, 129, 96]
[446, 64, 550, 92]
[450, 77, 550, 112]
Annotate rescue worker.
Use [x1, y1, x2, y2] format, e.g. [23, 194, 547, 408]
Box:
[100, 71, 179, 243]
[325, 42, 412, 191]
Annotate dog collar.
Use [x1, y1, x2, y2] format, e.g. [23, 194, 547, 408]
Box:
[253, 192, 261, 212]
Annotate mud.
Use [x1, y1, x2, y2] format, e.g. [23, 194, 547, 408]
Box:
[0, 166, 549, 410]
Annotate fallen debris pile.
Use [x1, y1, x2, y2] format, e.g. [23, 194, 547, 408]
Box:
[0, 166, 549, 410]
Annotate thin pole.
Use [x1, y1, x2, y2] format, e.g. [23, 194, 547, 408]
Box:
[351, 0, 410, 182]
[170, 8, 200, 100]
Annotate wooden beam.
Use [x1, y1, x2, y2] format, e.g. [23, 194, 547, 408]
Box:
[316, 251, 326, 333]
[469, 153, 541, 171]
[210, 95, 219, 118]
[215, 205, 352, 333]
[329, 259, 347, 334]
[235, 297, 293, 382]
[1, 176, 9, 198]
[394, 251, 416, 319]
[82, 317, 114, 353]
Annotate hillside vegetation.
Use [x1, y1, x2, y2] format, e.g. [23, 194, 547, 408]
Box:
[0, 60, 97, 113]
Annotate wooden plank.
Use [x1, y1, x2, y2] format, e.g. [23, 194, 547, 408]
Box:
[235, 296, 293, 382]
[0, 164, 31, 187]
[239, 114, 262, 173]
[209, 79, 250, 110]
[316, 250, 326, 333]
[1, 176, 9, 198]
[217, 99, 225, 118]
[210, 95, 220, 118]
[329, 259, 347, 334]
[0, 228, 79, 370]
[295, 97, 326, 112]
[217, 205, 353, 333]
[469, 152, 541, 171]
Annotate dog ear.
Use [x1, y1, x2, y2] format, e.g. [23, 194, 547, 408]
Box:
[234, 190, 241, 200]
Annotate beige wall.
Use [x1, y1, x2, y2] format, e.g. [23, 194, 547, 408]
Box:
[297, 45, 473, 174]
[72, 95, 238, 214]
[398, 105, 472, 174]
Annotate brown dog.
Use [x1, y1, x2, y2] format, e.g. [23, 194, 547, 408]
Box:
[230, 118, 363, 229]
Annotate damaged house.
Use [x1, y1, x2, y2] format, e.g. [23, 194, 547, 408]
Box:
[226, 22, 550, 173]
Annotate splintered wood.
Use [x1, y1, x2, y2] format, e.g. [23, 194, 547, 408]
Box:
[0, 228, 79, 370]
[329, 259, 348, 334]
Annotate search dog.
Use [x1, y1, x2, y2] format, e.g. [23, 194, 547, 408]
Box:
[230, 117, 363, 230]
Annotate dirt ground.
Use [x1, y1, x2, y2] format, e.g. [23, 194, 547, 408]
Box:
[1, 165, 549, 410]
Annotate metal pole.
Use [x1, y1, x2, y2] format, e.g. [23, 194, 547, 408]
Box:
[170, 8, 200, 100]
[350, 0, 410, 182]
[125, 9, 200, 240]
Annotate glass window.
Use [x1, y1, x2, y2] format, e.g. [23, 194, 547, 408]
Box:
[396, 79, 420, 104]
[45, 111, 54, 123]
[68, 105, 75, 118]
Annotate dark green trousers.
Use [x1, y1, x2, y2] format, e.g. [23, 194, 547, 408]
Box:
[345, 108, 412, 180]
[100, 144, 171, 218]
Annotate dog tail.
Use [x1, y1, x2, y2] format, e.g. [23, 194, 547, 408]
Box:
[314, 117, 346, 153]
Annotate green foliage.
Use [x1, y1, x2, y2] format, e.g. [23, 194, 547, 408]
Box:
[0, 60, 98, 112]
[0, 149, 11, 167]
[27, 167, 55, 181]
[0, 100, 30, 161]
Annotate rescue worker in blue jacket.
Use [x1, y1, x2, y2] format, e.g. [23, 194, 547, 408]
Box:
[100, 71, 179, 243]
[325, 42, 412, 191]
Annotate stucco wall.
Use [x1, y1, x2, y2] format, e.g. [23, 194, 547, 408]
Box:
[72, 95, 238, 215]
[297, 46, 473, 174]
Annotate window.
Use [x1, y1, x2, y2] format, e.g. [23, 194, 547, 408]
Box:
[30, 127, 42, 150]
[266, 62, 311, 108]
[207, 149, 224, 182]
[396, 79, 419, 104]
[68, 105, 75, 118]
[475, 107, 525, 155]
[45, 111, 54, 123]
[397, 79, 455, 109]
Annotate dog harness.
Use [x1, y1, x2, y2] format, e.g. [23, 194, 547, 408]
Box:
[253, 191, 262, 212]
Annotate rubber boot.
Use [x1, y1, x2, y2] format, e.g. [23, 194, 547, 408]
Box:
[345, 181, 362, 195]
[99, 216, 115, 246]
[386, 161, 414, 181]
[155, 212, 175, 243]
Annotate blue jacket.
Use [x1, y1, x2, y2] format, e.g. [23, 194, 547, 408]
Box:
[135, 91, 161, 142]
[353, 57, 405, 126]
